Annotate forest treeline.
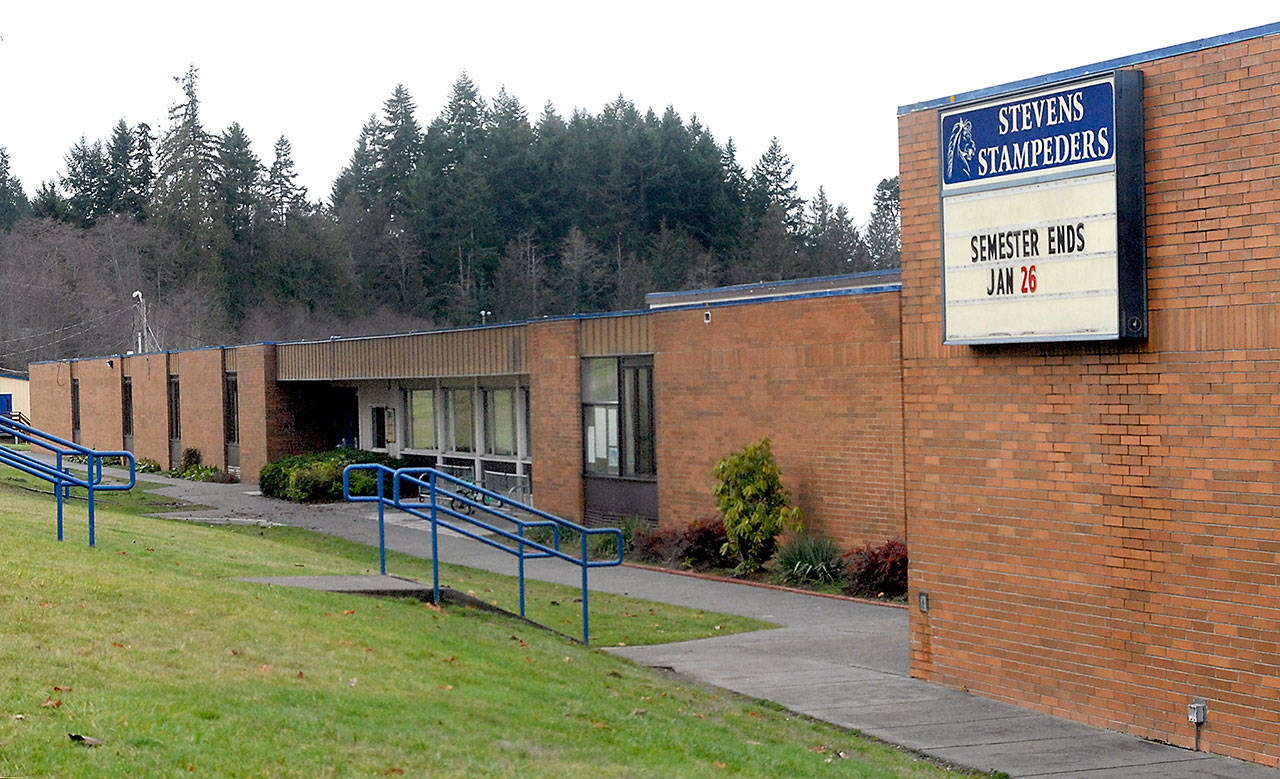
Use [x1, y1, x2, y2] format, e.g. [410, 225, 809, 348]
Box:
[0, 68, 899, 370]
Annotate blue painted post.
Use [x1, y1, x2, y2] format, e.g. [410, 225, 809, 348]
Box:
[517, 525, 526, 618]
[87, 481, 95, 548]
[55, 452, 64, 542]
[377, 470, 386, 575]
[430, 471, 440, 606]
[581, 532, 590, 645]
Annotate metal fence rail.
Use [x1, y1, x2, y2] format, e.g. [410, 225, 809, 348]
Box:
[0, 416, 135, 547]
[343, 464, 622, 644]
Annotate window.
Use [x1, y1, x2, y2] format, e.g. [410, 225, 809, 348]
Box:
[71, 379, 81, 442]
[223, 373, 239, 445]
[582, 357, 655, 477]
[407, 389, 436, 450]
[485, 388, 518, 456]
[167, 376, 181, 441]
[121, 377, 133, 439]
[445, 389, 474, 453]
[622, 361, 655, 475]
[371, 406, 394, 449]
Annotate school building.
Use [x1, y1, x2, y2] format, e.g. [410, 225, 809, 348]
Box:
[28, 271, 906, 551]
[27, 22, 1280, 768]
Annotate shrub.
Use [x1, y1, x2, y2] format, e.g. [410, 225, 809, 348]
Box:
[843, 538, 908, 599]
[136, 458, 162, 474]
[632, 525, 685, 566]
[712, 438, 802, 575]
[259, 448, 407, 502]
[286, 461, 345, 502]
[632, 517, 733, 570]
[180, 447, 202, 473]
[775, 535, 845, 586]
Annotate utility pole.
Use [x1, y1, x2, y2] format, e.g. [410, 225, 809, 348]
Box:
[132, 291, 158, 353]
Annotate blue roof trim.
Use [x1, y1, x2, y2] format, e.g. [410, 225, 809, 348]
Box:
[0, 370, 29, 381]
[651, 282, 901, 314]
[645, 269, 899, 301]
[29, 341, 278, 366]
[898, 22, 1280, 115]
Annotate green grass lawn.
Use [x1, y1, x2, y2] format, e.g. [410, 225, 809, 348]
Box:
[0, 478, 976, 777]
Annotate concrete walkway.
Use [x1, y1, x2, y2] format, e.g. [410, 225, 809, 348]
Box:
[85, 472, 1279, 776]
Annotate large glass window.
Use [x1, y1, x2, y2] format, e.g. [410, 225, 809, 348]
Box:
[167, 376, 181, 441]
[371, 406, 388, 449]
[582, 357, 655, 477]
[70, 379, 81, 442]
[121, 377, 133, 439]
[223, 373, 239, 445]
[446, 389, 474, 453]
[408, 389, 436, 450]
[485, 388, 518, 456]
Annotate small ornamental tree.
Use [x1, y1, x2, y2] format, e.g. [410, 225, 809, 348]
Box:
[712, 437, 803, 575]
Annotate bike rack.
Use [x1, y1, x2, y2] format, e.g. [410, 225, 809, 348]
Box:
[343, 464, 623, 645]
[0, 416, 136, 547]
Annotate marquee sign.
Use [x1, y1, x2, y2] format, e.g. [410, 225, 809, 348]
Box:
[940, 71, 1146, 344]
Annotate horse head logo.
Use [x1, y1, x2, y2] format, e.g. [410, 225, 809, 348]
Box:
[946, 118, 976, 180]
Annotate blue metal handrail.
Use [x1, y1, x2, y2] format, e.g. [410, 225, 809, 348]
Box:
[0, 416, 135, 547]
[343, 464, 623, 645]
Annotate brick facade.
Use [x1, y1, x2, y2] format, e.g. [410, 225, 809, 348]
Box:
[29, 361, 72, 439]
[653, 293, 905, 549]
[900, 33, 1280, 766]
[176, 349, 228, 471]
[126, 353, 172, 468]
[527, 320, 583, 522]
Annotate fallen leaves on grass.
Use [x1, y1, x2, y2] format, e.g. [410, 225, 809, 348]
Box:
[53, 686, 72, 692]
[68, 733, 103, 746]
[41, 698, 61, 708]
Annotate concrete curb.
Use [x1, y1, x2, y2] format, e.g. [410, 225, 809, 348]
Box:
[621, 561, 909, 610]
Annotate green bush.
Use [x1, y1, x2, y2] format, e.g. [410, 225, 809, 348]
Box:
[712, 437, 802, 575]
[136, 458, 162, 474]
[180, 447, 202, 472]
[285, 461, 345, 502]
[259, 448, 407, 502]
[775, 535, 845, 586]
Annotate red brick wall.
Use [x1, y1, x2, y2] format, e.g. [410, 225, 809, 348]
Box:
[653, 293, 905, 549]
[73, 358, 123, 450]
[528, 320, 583, 522]
[177, 349, 227, 471]
[29, 362, 72, 439]
[900, 34, 1280, 766]
[127, 353, 175, 469]
[236, 345, 272, 483]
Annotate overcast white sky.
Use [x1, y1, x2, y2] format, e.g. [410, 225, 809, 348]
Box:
[1, 4, 1276, 220]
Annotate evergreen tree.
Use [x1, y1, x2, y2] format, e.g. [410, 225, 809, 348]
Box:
[126, 122, 154, 220]
[865, 176, 900, 269]
[214, 122, 263, 320]
[0, 149, 29, 230]
[103, 120, 135, 216]
[374, 84, 423, 221]
[61, 137, 107, 227]
[806, 187, 868, 274]
[331, 116, 379, 211]
[485, 86, 535, 238]
[151, 65, 224, 291]
[30, 181, 69, 222]
[265, 135, 306, 224]
[216, 122, 261, 239]
[748, 138, 805, 235]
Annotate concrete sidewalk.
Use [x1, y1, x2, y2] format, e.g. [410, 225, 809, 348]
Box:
[106, 474, 1278, 776]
